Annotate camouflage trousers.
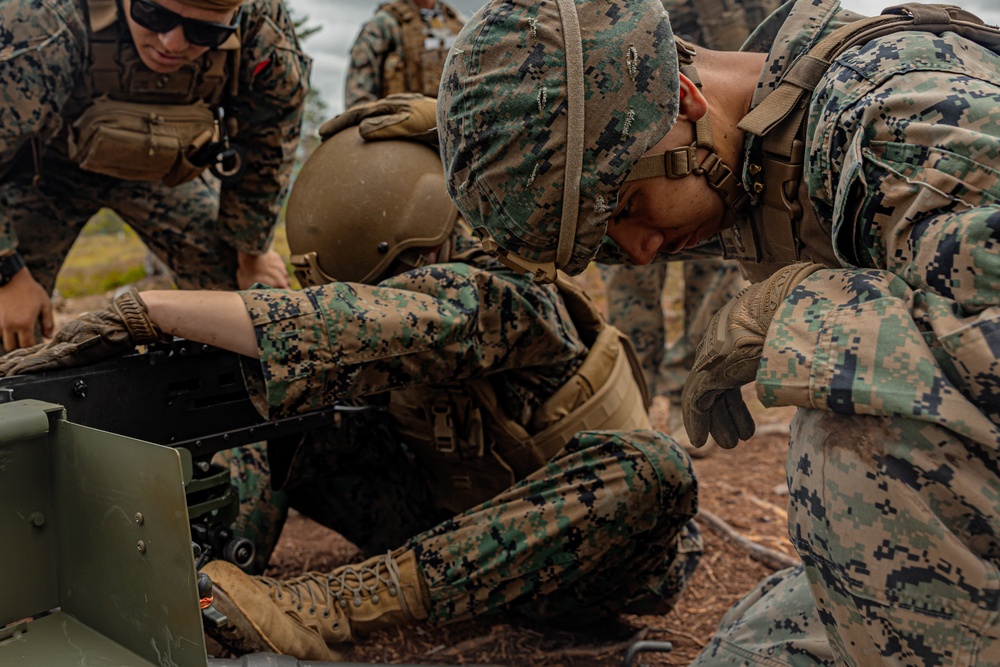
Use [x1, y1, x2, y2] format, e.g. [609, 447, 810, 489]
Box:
[691, 409, 1000, 666]
[217, 410, 703, 627]
[598, 259, 745, 399]
[1, 152, 238, 293]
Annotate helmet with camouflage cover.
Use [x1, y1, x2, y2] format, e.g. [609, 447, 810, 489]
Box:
[286, 124, 458, 287]
[437, 0, 681, 279]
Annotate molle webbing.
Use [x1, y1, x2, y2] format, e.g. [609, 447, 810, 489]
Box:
[732, 3, 1000, 264]
[380, 1, 463, 98]
[388, 272, 650, 513]
[88, 28, 231, 105]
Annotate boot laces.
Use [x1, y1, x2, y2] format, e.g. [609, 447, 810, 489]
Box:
[257, 552, 412, 620]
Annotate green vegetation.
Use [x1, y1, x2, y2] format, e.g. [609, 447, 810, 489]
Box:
[55, 209, 293, 298]
[55, 213, 148, 298]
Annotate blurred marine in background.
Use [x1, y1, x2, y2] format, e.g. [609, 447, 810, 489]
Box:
[0, 0, 310, 351]
[344, 0, 465, 108]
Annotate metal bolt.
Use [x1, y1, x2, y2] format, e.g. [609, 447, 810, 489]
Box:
[29, 512, 45, 527]
[134, 512, 144, 526]
[377, 242, 390, 254]
[137, 540, 147, 554]
[73, 380, 88, 398]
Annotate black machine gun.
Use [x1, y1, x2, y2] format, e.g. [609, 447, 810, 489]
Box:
[0, 338, 358, 570]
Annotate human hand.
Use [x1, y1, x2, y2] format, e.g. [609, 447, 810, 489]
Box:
[682, 262, 824, 449]
[0, 287, 164, 376]
[236, 249, 291, 289]
[319, 93, 438, 145]
[0, 267, 54, 351]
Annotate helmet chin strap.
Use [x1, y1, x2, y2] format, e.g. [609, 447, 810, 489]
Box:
[624, 38, 749, 221]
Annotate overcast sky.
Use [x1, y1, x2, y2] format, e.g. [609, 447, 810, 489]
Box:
[287, 0, 1000, 116]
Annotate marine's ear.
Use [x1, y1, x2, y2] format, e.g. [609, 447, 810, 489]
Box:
[676, 73, 707, 123]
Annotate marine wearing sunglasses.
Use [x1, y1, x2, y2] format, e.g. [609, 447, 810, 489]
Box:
[123, 0, 241, 73]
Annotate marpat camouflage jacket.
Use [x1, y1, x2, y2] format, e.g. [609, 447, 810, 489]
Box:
[0, 0, 310, 255]
[238, 227, 588, 425]
[750, 0, 1000, 445]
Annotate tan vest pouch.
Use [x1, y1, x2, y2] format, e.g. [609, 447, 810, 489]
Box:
[390, 326, 650, 514]
[68, 99, 217, 186]
[527, 326, 652, 457]
[69, 2, 235, 185]
[382, 52, 407, 97]
[390, 382, 519, 514]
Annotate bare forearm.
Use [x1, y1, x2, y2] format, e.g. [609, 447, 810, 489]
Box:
[140, 290, 258, 358]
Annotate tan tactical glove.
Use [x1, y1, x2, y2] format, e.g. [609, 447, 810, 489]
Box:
[682, 262, 825, 449]
[0, 288, 165, 376]
[319, 93, 439, 145]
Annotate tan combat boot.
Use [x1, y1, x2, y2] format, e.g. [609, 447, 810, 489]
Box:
[201, 550, 430, 661]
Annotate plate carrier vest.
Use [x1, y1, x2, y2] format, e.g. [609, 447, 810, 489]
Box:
[720, 3, 1000, 281]
[389, 271, 652, 513]
[66, 0, 240, 186]
[378, 0, 464, 99]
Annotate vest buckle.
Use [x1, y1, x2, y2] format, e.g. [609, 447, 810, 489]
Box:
[431, 396, 455, 453]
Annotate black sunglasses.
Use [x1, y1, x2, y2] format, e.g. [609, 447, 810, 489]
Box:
[130, 0, 241, 48]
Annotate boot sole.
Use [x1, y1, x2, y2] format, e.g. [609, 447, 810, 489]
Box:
[206, 586, 283, 657]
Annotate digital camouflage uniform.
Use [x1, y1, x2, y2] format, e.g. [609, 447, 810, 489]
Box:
[0, 0, 309, 293]
[344, 0, 464, 109]
[225, 225, 702, 626]
[688, 0, 1000, 664]
[436, 0, 1000, 663]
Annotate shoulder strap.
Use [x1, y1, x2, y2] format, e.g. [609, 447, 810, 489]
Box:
[740, 4, 1000, 145]
[379, 0, 423, 94]
[728, 3, 1000, 265]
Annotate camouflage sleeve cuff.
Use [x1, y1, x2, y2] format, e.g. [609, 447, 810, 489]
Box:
[238, 288, 337, 420]
[236, 274, 483, 420]
[756, 269, 991, 434]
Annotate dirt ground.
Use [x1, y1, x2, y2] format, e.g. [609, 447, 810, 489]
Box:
[53, 267, 799, 667]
